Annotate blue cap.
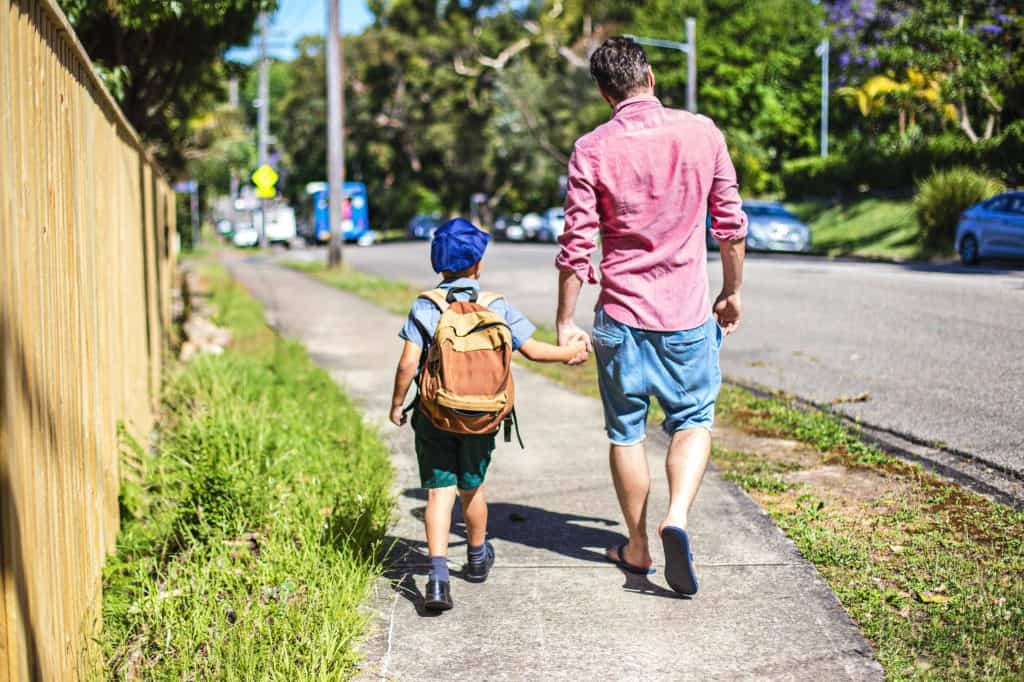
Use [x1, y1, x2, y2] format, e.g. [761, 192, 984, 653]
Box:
[431, 218, 491, 273]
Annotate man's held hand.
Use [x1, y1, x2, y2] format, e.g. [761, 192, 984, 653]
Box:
[557, 321, 592, 365]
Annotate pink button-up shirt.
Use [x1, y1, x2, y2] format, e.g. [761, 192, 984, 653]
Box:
[556, 96, 747, 332]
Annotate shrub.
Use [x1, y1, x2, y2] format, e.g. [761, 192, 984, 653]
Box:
[728, 130, 782, 196]
[914, 167, 1004, 253]
[782, 126, 1024, 199]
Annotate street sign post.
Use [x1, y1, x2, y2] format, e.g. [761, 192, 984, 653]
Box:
[626, 18, 697, 113]
[815, 38, 830, 158]
[251, 164, 278, 246]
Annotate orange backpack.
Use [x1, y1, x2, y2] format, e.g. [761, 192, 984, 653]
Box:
[413, 288, 519, 442]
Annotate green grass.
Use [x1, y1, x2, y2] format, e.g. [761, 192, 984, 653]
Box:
[280, 260, 1024, 679]
[786, 196, 924, 260]
[284, 259, 419, 316]
[712, 390, 1024, 680]
[101, 263, 393, 680]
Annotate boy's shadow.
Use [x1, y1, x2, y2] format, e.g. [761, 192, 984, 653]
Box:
[382, 489, 682, 615]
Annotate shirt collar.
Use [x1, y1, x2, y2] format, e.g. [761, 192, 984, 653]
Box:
[438, 277, 481, 291]
[613, 95, 662, 116]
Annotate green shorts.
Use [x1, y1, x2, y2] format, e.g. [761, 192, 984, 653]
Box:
[412, 410, 495, 490]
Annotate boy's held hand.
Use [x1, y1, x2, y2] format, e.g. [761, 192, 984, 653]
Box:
[389, 404, 407, 427]
[565, 339, 589, 366]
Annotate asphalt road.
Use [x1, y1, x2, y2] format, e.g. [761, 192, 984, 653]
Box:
[294, 241, 1024, 477]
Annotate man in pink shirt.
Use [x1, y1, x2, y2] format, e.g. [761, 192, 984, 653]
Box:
[555, 37, 747, 596]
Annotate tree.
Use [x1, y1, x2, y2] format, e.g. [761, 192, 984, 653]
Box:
[630, 0, 826, 193]
[58, 0, 274, 172]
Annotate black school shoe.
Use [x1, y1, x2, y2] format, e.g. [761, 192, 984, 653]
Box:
[464, 542, 495, 583]
[423, 578, 453, 611]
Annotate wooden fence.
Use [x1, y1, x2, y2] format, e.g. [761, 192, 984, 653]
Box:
[0, 0, 175, 678]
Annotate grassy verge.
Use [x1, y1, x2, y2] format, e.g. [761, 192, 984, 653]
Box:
[282, 259, 1024, 680]
[713, 389, 1024, 679]
[102, 262, 392, 679]
[787, 196, 924, 260]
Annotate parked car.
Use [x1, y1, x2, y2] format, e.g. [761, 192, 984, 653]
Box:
[494, 214, 527, 241]
[707, 200, 811, 253]
[232, 224, 259, 248]
[537, 207, 565, 243]
[408, 214, 441, 240]
[955, 191, 1024, 265]
[520, 212, 545, 241]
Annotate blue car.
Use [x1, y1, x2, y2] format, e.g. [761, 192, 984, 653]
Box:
[707, 200, 811, 252]
[956, 191, 1024, 265]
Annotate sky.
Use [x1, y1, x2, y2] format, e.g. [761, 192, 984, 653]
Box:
[226, 0, 374, 63]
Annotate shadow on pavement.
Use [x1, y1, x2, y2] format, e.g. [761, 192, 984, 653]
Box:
[381, 488, 684, 613]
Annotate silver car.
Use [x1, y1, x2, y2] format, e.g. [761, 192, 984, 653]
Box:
[706, 200, 811, 252]
[955, 192, 1024, 265]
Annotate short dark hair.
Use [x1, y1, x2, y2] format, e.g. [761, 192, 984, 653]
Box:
[589, 37, 651, 101]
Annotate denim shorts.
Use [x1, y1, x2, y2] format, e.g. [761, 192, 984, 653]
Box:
[592, 308, 723, 445]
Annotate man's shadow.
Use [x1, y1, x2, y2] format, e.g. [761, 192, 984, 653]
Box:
[382, 488, 680, 616]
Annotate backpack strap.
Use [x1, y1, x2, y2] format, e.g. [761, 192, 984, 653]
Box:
[418, 288, 450, 312]
[476, 291, 505, 308]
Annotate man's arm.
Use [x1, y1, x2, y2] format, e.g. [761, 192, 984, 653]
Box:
[708, 124, 748, 335]
[556, 270, 590, 354]
[714, 238, 745, 334]
[389, 340, 422, 426]
[554, 145, 600, 353]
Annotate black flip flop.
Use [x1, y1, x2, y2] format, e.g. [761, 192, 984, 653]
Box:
[661, 527, 698, 595]
[606, 542, 656, 575]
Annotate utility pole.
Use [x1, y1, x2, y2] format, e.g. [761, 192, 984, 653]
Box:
[257, 11, 270, 246]
[626, 19, 698, 113]
[326, 0, 345, 267]
[257, 13, 269, 167]
[685, 18, 697, 114]
[815, 38, 830, 157]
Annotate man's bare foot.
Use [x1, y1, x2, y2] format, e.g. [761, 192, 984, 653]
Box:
[606, 540, 653, 571]
[658, 515, 687, 537]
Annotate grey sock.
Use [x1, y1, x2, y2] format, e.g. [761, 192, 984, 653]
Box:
[429, 556, 449, 583]
[468, 541, 486, 564]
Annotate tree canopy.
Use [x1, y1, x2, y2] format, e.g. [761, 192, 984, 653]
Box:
[58, 0, 274, 172]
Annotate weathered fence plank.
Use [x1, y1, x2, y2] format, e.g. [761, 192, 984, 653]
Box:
[0, 0, 175, 678]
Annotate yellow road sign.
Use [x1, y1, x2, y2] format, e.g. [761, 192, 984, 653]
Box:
[251, 164, 278, 190]
[255, 185, 276, 199]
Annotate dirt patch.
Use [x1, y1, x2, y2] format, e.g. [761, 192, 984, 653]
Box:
[785, 464, 902, 503]
[714, 425, 821, 468]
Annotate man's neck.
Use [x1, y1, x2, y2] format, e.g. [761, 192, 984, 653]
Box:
[609, 90, 656, 108]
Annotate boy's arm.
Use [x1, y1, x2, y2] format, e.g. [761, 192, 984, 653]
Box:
[390, 340, 423, 426]
[518, 337, 588, 364]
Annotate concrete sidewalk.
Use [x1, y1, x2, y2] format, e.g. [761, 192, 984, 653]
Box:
[225, 254, 882, 681]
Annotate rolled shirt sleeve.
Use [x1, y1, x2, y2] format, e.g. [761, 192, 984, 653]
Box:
[707, 126, 748, 242]
[555, 145, 601, 284]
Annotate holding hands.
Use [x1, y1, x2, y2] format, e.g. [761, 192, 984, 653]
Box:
[558, 321, 592, 366]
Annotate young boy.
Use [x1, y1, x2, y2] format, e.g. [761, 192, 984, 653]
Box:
[389, 217, 587, 612]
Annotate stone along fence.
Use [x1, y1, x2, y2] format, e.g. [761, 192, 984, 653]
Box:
[0, 0, 175, 677]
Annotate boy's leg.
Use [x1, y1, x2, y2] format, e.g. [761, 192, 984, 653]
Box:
[425, 486, 458, 558]
[609, 441, 653, 569]
[458, 485, 488, 548]
[659, 427, 710, 534]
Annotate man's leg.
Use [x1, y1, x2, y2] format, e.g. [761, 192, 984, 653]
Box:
[608, 441, 653, 569]
[659, 427, 711, 534]
[425, 486, 458, 557]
